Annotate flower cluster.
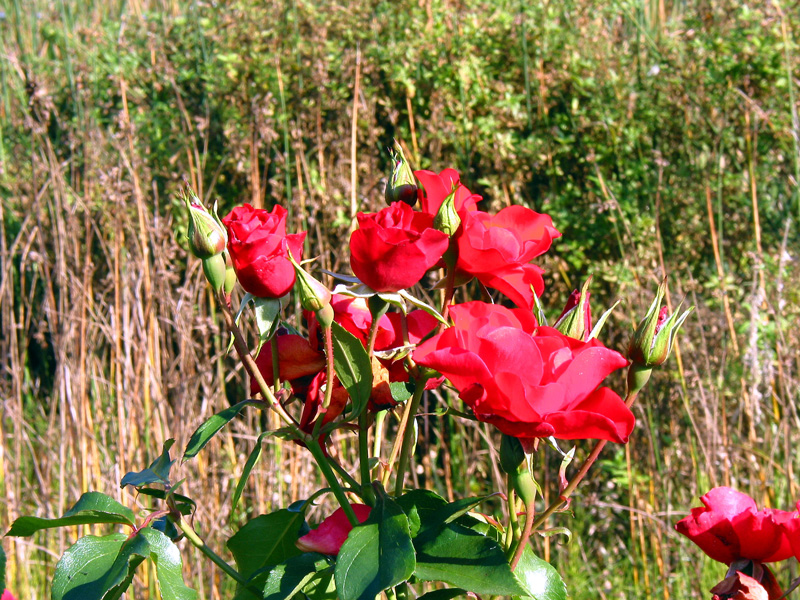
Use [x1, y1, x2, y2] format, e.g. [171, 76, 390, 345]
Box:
[219, 165, 637, 449]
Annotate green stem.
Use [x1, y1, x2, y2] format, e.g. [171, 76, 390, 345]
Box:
[306, 437, 360, 526]
[510, 495, 535, 570]
[175, 517, 253, 590]
[358, 411, 371, 489]
[372, 410, 387, 478]
[393, 382, 425, 496]
[327, 454, 361, 491]
[270, 335, 281, 394]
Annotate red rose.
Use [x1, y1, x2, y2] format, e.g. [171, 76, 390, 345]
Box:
[223, 204, 306, 298]
[675, 487, 797, 565]
[251, 334, 326, 397]
[296, 504, 372, 556]
[350, 202, 450, 293]
[1, 590, 17, 600]
[456, 206, 560, 309]
[415, 168, 482, 216]
[413, 301, 633, 442]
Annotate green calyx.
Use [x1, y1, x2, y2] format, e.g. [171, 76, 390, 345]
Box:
[385, 139, 419, 207]
[184, 190, 227, 259]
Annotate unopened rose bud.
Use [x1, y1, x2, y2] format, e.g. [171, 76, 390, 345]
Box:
[385, 140, 418, 207]
[433, 187, 461, 236]
[628, 280, 693, 368]
[184, 191, 227, 259]
[288, 251, 332, 314]
[555, 279, 592, 341]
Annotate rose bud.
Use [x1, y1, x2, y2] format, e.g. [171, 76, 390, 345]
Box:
[433, 187, 461, 237]
[629, 280, 693, 368]
[384, 140, 418, 207]
[287, 251, 332, 314]
[555, 280, 592, 341]
[296, 504, 372, 556]
[184, 190, 227, 259]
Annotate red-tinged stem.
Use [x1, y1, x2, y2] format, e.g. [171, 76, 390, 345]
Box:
[529, 390, 640, 534]
[217, 293, 298, 431]
[510, 500, 535, 570]
[323, 325, 335, 410]
[440, 265, 457, 325]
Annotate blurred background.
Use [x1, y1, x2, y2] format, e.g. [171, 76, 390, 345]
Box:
[1, 0, 799, 597]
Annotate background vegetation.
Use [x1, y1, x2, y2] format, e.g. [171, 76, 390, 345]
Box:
[1, 0, 799, 597]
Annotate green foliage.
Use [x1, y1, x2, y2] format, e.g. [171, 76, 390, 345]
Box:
[6, 492, 135, 537]
[50, 529, 196, 600]
[330, 321, 374, 420]
[120, 440, 176, 489]
[334, 494, 415, 600]
[183, 402, 258, 461]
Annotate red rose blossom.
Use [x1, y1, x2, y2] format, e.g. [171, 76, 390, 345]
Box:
[415, 168, 482, 216]
[350, 202, 450, 293]
[456, 206, 561, 309]
[675, 487, 797, 565]
[296, 504, 372, 556]
[413, 301, 633, 442]
[223, 204, 306, 298]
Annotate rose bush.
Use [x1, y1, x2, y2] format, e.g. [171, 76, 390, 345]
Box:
[223, 204, 306, 298]
[675, 487, 798, 565]
[349, 202, 450, 292]
[414, 301, 634, 442]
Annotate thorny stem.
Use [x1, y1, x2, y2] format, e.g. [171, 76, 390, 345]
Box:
[510, 497, 535, 570]
[323, 325, 335, 410]
[216, 293, 358, 526]
[529, 390, 640, 533]
[217, 294, 299, 431]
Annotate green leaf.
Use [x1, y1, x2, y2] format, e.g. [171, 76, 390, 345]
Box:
[330, 321, 373, 420]
[261, 553, 332, 600]
[396, 289, 448, 324]
[51, 528, 198, 600]
[395, 489, 448, 538]
[303, 570, 338, 600]
[389, 380, 415, 403]
[420, 494, 499, 537]
[334, 494, 415, 600]
[254, 297, 282, 353]
[51, 533, 128, 600]
[139, 528, 198, 600]
[416, 589, 469, 600]
[120, 439, 176, 488]
[6, 492, 135, 536]
[231, 432, 268, 513]
[183, 402, 257, 461]
[227, 508, 306, 598]
[414, 523, 528, 597]
[513, 546, 567, 600]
